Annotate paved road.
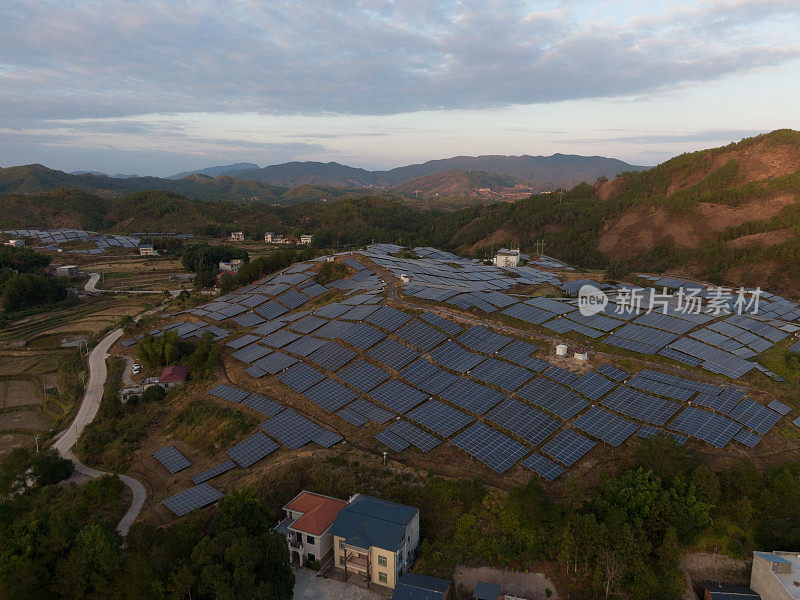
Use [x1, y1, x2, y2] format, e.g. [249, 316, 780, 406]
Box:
[53, 327, 147, 536]
[85, 271, 181, 297]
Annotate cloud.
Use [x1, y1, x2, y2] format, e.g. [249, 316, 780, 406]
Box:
[0, 0, 798, 121]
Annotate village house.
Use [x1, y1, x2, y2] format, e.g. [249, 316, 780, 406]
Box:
[139, 244, 158, 256]
[218, 259, 244, 273]
[492, 248, 520, 268]
[119, 365, 188, 401]
[299, 234, 314, 245]
[229, 231, 245, 242]
[264, 231, 275, 243]
[331, 493, 420, 590]
[275, 491, 348, 568]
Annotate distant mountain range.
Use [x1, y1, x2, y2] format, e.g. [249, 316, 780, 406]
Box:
[224, 154, 648, 189]
[1, 153, 647, 206]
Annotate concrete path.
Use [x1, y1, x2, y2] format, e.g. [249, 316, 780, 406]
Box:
[53, 327, 147, 536]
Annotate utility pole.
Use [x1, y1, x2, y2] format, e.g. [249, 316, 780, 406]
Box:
[80, 372, 85, 389]
[34, 435, 39, 454]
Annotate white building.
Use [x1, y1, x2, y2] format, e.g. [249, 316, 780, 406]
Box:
[264, 232, 275, 243]
[555, 343, 568, 357]
[299, 234, 314, 245]
[275, 491, 348, 567]
[4, 239, 25, 248]
[751, 551, 800, 600]
[219, 259, 244, 273]
[492, 248, 520, 268]
[139, 244, 158, 256]
[230, 231, 245, 242]
[574, 346, 589, 362]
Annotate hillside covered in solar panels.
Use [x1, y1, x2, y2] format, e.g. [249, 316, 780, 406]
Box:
[112, 241, 800, 521]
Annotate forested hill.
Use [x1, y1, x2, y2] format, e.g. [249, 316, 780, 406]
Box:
[4, 130, 800, 292]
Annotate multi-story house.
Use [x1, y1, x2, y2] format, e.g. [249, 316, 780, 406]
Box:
[275, 491, 347, 567]
[331, 493, 420, 589]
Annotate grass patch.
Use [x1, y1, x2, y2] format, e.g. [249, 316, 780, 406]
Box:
[166, 398, 257, 455]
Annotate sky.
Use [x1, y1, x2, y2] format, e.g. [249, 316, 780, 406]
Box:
[1, 0, 799, 176]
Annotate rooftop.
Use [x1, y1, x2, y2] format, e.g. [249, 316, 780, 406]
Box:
[473, 580, 502, 600]
[284, 491, 347, 536]
[704, 583, 761, 600]
[754, 551, 800, 599]
[391, 573, 451, 600]
[332, 493, 418, 552]
[159, 365, 188, 383]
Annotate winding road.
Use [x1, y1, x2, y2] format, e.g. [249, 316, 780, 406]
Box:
[53, 327, 147, 536]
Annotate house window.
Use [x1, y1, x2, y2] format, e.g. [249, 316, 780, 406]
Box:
[306, 535, 315, 544]
[339, 556, 344, 566]
[378, 555, 387, 567]
[307, 553, 316, 563]
[378, 572, 387, 584]
[339, 540, 345, 550]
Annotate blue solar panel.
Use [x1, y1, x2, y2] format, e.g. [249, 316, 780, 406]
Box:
[469, 358, 534, 391]
[208, 384, 250, 403]
[729, 398, 782, 435]
[395, 319, 448, 352]
[636, 425, 687, 446]
[255, 301, 288, 320]
[573, 406, 638, 446]
[419, 311, 462, 335]
[191, 460, 236, 484]
[231, 343, 272, 363]
[288, 315, 328, 334]
[544, 365, 578, 385]
[486, 397, 561, 446]
[367, 338, 420, 370]
[522, 454, 566, 481]
[438, 378, 504, 415]
[277, 362, 326, 393]
[693, 393, 740, 414]
[457, 325, 513, 354]
[451, 422, 529, 473]
[226, 431, 280, 468]
[340, 322, 386, 350]
[251, 351, 298, 374]
[241, 393, 283, 417]
[517, 378, 589, 419]
[375, 429, 410, 451]
[417, 369, 460, 395]
[669, 407, 741, 447]
[283, 336, 328, 357]
[625, 375, 695, 401]
[733, 429, 762, 448]
[337, 407, 369, 426]
[497, 340, 548, 372]
[369, 380, 428, 413]
[365, 306, 412, 331]
[153, 445, 191, 473]
[406, 399, 473, 437]
[430, 341, 486, 372]
[400, 358, 439, 386]
[303, 378, 358, 412]
[262, 329, 301, 348]
[348, 397, 393, 423]
[541, 429, 595, 466]
[260, 408, 342, 449]
[595, 364, 629, 381]
[568, 372, 616, 400]
[162, 483, 224, 517]
[337, 359, 390, 392]
[601, 386, 682, 426]
[276, 289, 310, 310]
[386, 420, 440, 451]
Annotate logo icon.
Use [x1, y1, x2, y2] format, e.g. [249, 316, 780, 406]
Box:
[578, 284, 608, 316]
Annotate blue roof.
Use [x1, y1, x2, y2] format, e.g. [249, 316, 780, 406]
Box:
[331, 494, 418, 552]
[754, 552, 791, 563]
[391, 574, 451, 600]
[474, 580, 502, 600]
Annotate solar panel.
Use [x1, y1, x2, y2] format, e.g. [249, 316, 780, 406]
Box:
[276, 289, 310, 310]
[451, 423, 528, 474]
[541, 429, 595, 466]
[767, 399, 791, 415]
[502, 302, 553, 325]
[262, 329, 301, 349]
[569, 372, 616, 400]
[252, 351, 298, 374]
[457, 325, 513, 354]
[260, 408, 342, 449]
[497, 340, 548, 372]
[573, 406, 638, 446]
[517, 378, 589, 419]
[522, 453, 566, 481]
[340, 304, 381, 321]
[635, 425, 687, 446]
[469, 358, 534, 391]
[728, 398, 782, 435]
[365, 306, 412, 331]
[337, 359, 390, 392]
[625, 375, 695, 401]
[733, 429, 762, 448]
[162, 483, 224, 517]
[544, 365, 578, 385]
[240, 393, 282, 417]
[406, 399, 474, 437]
[438, 378, 504, 415]
[692, 393, 739, 414]
[601, 386, 682, 426]
[304, 342, 355, 373]
[420, 311, 462, 335]
[303, 378, 359, 412]
[283, 336, 328, 357]
[339, 322, 386, 350]
[604, 335, 660, 355]
[395, 319, 448, 352]
[190, 460, 237, 484]
[633, 312, 696, 334]
[231, 343, 272, 363]
[430, 341, 486, 372]
[208, 384, 250, 403]
[232, 312, 266, 328]
[255, 301, 288, 320]
[226, 431, 280, 468]
[669, 407, 741, 447]
[367, 338, 420, 370]
[226, 334, 261, 349]
[315, 302, 351, 319]
[277, 362, 326, 393]
[400, 358, 440, 386]
[153, 445, 191, 473]
[375, 429, 411, 451]
[485, 397, 561, 446]
[252, 320, 286, 336]
[288, 315, 328, 334]
[386, 420, 441, 451]
[369, 380, 428, 413]
[348, 397, 393, 423]
[337, 406, 369, 426]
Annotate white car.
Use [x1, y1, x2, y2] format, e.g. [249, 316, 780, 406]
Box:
[132, 363, 141, 375]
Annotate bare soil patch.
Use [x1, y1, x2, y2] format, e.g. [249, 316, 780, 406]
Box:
[726, 227, 796, 248]
[0, 432, 34, 455]
[0, 380, 40, 408]
[0, 410, 49, 431]
[454, 565, 559, 600]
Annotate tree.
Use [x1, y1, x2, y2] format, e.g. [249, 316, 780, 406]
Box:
[55, 524, 123, 600]
[142, 385, 166, 403]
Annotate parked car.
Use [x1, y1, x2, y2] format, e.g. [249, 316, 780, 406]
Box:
[132, 363, 141, 375]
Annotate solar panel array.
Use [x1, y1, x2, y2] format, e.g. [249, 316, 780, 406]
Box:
[208, 384, 250, 403]
[573, 406, 639, 446]
[395, 319, 448, 352]
[227, 431, 280, 468]
[386, 419, 441, 451]
[485, 397, 560, 445]
[191, 460, 236, 484]
[522, 453, 566, 481]
[517, 378, 589, 419]
[153, 445, 191, 474]
[469, 358, 534, 391]
[162, 483, 224, 516]
[407, 399, 473, 437]
[541, 430, 596, 466]
[438, 378, 504, 415]
[430, 341, 486, 372]
[669, 407, 741, 447]
[337, 359, 390, 392]
[601, 387, 682, 426]
[451, 422, 529, 474]
[277, 362, 326, 393]
[457, 325, 512, 354]
[303, 378, 358, 412]
[369, 379, 428, 413]
[260, 409, 342, 449]
[367, 338, 420, 370]
[375, 429, 411, 451]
